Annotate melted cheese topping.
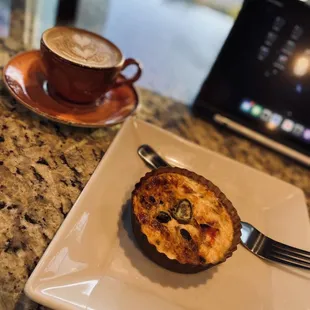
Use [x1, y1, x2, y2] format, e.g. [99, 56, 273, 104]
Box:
[133, 172, 234, 265]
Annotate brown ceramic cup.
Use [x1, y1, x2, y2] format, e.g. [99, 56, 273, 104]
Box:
[40, 26, 142, 103]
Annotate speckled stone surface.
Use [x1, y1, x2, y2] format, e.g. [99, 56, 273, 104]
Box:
[0, 3, 309, 310]
[0, 87, 309, 310]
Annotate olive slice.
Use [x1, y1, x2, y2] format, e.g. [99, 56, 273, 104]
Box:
[156, 211, 171, 223]
[200, 222, 216, 229]
[149, 196, 156, 203]
[200, 224, 211, 229]
[180, 228, 191, 241]
[171, 199, 192, 224]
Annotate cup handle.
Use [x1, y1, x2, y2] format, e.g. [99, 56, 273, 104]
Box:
[113, 58, 142, 88]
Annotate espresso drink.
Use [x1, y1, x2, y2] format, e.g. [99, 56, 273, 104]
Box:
[41, 26, 142, 103]
[42, 27, 122, 68]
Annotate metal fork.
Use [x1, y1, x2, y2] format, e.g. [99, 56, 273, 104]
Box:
[241, 222, 310, 270]
[138, 144, 310, 270]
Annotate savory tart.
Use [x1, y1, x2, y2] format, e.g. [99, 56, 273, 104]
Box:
[131, 167, 241, 273]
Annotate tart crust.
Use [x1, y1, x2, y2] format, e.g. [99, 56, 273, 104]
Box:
[131, 167, 241, 273]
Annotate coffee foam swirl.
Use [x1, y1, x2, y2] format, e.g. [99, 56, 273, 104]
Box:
[43, 27, 122, 68]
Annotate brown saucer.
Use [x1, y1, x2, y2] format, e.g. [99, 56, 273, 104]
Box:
[3, 50, 139, 127]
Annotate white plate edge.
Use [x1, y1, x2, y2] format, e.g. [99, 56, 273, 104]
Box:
[24, 116, 308, 306]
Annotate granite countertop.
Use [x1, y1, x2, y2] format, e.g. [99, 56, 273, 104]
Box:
[0, 4, 309, 310]
[1, 87, 309, 310]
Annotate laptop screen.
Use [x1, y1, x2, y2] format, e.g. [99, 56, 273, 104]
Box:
[194, 0, 310, 156]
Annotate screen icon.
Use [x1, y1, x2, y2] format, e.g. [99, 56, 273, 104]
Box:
[257, 46, 269, 61]
[260, 109, 272, 122]
[278, 54, 288, 64]
[292, 123, 304, 137]
[272, 16, 286, 32]
[272, 69, 278, 75]
[265, 32, 278, 46]
[281, 119, 295, 132]
[268, 113, 283, 129]
[303, 129, 310, 141]
[295, 83, 303, 94]
[240, 100, 253, 113]
[291, 25, 303, 40]
[282, 40, 295, 55]
[251, 104, 263, 117]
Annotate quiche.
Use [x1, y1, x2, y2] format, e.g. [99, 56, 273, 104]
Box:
[131, 167, 241, 273]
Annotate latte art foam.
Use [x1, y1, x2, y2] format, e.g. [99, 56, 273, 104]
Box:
[43, 27, 122, 68]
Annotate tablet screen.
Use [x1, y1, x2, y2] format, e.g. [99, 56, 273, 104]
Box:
[194, 0, 310, 156]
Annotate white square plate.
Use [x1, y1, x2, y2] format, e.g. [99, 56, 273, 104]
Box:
[25, 117, 310, 310]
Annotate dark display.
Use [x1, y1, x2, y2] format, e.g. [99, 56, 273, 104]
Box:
[194, 0, 310, 156]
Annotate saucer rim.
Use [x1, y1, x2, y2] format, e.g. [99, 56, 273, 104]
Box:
[3, 50, 139, 128]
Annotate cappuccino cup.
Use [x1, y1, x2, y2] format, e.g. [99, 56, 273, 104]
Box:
[40, 26, 142, 103]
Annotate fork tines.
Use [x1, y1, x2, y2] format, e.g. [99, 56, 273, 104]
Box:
[268, 241, 310, 270]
